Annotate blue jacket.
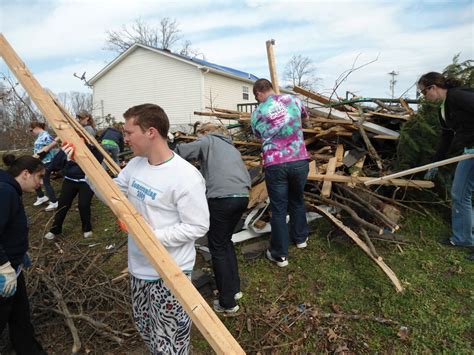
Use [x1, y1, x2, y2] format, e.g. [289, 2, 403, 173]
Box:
[0, 170, 28, 267]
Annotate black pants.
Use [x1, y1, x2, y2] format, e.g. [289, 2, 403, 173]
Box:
[0, 272, 46, 355]
[207, 197, 248, 308]
[50, 179, 94, 235]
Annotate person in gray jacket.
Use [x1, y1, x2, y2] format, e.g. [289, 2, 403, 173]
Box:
[175, 123, 251, 313]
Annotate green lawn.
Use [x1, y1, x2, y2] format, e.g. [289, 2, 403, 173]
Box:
[13, 174, 474, 353]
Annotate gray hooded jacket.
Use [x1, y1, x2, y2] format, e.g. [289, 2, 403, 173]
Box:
[175, 133, 251, 199]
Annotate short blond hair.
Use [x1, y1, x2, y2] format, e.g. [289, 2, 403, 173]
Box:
[196, 122, 228, 136]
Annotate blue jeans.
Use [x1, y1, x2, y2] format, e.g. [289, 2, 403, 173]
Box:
[35, 163, 57, 203]
[450, 157, 474, 246]
[102, 144, 120, 164]
[265, 160, 309, 258]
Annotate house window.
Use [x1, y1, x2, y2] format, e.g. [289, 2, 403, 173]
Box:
[242, 86, 249, 100]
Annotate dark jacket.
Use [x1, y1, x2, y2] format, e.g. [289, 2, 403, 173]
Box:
[99, 128, 124, 152]
[49, 145, 103, 180]
[0, 170, 28, 267]
[433, 86, 474, 161]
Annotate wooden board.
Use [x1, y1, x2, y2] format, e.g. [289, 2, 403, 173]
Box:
[321, 157, 338, 197]
[0, 34, 244, 355]
[307, 173, 434, 188]
[266, 39, 280, 94]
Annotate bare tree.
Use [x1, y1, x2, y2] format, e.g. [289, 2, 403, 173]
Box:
[283, 54, 319, 90]
[0, 74, 43, 150]
[56, 91, 93, 116]
[179, 40, 206, 60]
[105, 17, 182, 53]
[159, 17, 181, 51]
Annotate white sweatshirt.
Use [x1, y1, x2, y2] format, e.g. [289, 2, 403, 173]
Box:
[114, 154, 209, 280]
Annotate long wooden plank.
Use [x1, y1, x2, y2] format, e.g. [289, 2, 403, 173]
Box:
[0, 33, 244, 355]
[364, 154, 474, 185]
[307, 173, 434, 188]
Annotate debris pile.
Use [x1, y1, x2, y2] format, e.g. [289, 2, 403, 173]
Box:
[180, 86, 430, 292]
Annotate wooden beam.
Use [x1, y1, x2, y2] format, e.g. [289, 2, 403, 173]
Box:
[321, 157, 338, 197]
[349, 156, 366, 188]
[248, 180, 268, 209]
[307, 173, 434, 188]
[0, 34, 244, 354]
[335, 144, 344, 162]
[309, 160, 318, 176]
[293, 86, 355, 112]
[177, 135, 262, 147]
[364, 154, 474, 185]
[265, 39, 280, 94]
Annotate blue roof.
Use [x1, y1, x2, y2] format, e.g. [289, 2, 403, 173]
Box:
[189, 57, 259, 81]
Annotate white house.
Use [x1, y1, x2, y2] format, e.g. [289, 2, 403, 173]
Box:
[89, 43, 260, 129]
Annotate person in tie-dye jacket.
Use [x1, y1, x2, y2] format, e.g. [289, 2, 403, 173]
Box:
[251, 78, 310, 267]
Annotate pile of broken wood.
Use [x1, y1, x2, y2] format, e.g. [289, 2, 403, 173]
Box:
[181, 86, 432, 292]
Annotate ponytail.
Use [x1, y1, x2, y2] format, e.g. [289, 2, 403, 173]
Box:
[2, 154, 44, 178]
[418, 72, 462, 89]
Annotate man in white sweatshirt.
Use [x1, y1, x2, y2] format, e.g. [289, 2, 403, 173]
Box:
[111, 104, 209, 354]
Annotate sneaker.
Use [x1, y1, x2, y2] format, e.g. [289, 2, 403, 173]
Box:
[44, 232, 56, 240]
[213, 300, 239, 313]
[83, 231, 93, 238]
[266, 249, 288, 267]
[45, 201, 58, 211]
[33, 196, 49, 206]
[296, 237, 308, 249]
[234, 292, 243, 301]
[439, 238, 456, 246]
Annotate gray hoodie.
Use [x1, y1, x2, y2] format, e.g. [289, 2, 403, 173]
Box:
[175, 133, 251, 199]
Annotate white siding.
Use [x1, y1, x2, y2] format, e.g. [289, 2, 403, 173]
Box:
[203, 73, 253, 111]
[92, 47, 203, 127]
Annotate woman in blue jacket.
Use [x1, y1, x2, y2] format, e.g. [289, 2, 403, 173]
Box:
[44, 143, 103, 240]
[0, 154, 47, 354]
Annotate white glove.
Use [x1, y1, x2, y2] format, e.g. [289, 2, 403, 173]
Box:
[0, 262, 17, 297]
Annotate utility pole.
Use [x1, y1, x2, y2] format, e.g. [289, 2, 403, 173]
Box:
[388, 70, 399, 99]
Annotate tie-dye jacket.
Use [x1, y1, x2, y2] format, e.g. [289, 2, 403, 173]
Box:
[251, 94, 309, 167]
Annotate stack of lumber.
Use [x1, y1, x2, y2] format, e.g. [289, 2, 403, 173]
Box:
[178, 88, 428, 293]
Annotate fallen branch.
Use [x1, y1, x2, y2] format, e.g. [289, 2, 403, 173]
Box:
[43, 307, 130, 344]
[43, 276, 82, 354]
[308, 203, 403, 293]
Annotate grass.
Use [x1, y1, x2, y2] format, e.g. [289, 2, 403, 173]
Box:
[11, 170, 474, 353]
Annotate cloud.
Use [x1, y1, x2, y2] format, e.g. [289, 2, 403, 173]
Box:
[35, 59, 106, 93]
[1, 0, 472, 98]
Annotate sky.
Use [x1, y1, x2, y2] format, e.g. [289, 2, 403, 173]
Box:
[1, 0, 473, 100]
